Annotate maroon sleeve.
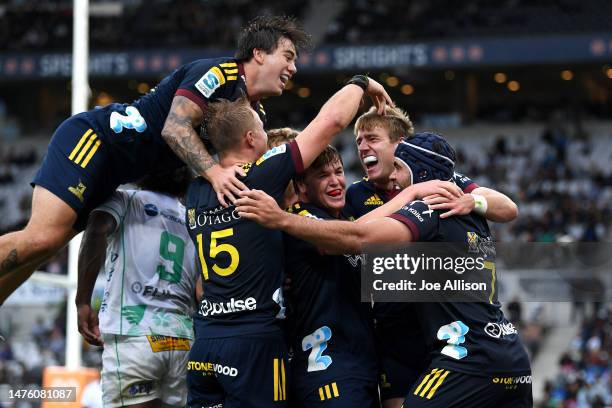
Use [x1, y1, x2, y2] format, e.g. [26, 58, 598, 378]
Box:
[388, 214, 420, 241]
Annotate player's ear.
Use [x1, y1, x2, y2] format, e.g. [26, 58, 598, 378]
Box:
[245, 130, 256, 148]
[253, 48, 265, 65]
[295, 179, 307, 196]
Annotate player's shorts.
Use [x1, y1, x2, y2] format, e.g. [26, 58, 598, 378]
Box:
[32, 113, 116, 231]
[187, 334, 289, 408]
[101, 334, 192, 408]
[402, 367, 533, 408]
[376, 327, 428, 401]
[291, 373, 379, 408]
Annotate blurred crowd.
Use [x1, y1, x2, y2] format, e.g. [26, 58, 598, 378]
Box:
[2, 0, 612, 51]
[0, 305, 102, 407]
[451, 121, 612, 243]
[539, 306, 611, 408]
[0, 0, 305, 51]
[325, 0, 612, 44]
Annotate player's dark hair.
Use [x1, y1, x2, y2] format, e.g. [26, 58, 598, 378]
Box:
[235, 15, 311, 61]
[354, 105, 414, 142]
[267, 127, 299, 148]
[295, 145, 343, 184]
[136, 166, 193, 197]
[205, 96, 257, 154]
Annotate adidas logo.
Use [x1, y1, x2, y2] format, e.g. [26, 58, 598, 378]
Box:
[364, 194, 384, 206]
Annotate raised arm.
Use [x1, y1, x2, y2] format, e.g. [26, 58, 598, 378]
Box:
[161, 96, 246, 205]
[236, 190, 411, 254]
[296, 77, 393, 168]
[75, 211, 116, 346]
[471, 186, 518, 222]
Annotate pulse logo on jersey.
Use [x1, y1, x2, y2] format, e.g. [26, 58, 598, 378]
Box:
[199, 297, 257, 317]
[144, 203, 159, 216]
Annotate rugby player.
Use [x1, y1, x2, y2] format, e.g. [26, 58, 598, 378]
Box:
[185, 77, 392, 407]
[283, 145, 463, 407]
[75, 167, 197, 408]
[0, 15, 310, 305]
[346, 106, 519, 408]
[267, 127, 300, 208]
[235, 132, 533, 408]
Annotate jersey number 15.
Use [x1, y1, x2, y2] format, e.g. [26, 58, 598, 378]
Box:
[196, 228, 240, 280]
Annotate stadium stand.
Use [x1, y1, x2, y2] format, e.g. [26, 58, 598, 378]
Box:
[1, 2, 611, 406]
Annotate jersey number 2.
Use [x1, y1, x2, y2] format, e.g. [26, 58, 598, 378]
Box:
[302, 326, 333, 372]
[437, 321, 469, 360]
[110, 106, 147, 133]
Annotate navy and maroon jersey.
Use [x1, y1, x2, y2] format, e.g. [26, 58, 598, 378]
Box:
[389, 200, 531, 375]
[84, 57, 265, 183]
[344, 172, 478, 220]
[33, 57, 265, 231]
[186, 141, 304, 339]
[284, 202, 378, 406]
[342, 171, 481, 399]
[284, 202, 377, 378]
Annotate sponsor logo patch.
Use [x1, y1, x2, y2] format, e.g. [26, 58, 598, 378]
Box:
[188, 208, 196, 229]
[256, 144, 286, 165]
[144, 203, 159, 216]
[147, 335, 190, 352]
[199, 297, 257, 317]
[187, 361, 238, 377]
[195, 66, 225, 98]
[484, 322, 518, 338]
[467, 231, 479, 253]
[68, 180, 87, 203]
[364, 194, 384, 206]
[125, 381, 154, 397]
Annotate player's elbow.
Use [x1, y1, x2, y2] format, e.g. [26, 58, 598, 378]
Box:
[490, 201, 519, 223]
[160, 122, 175, 143]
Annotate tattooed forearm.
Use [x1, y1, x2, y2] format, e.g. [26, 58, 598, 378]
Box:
[162, 96, 217, 177]
[0, 249, 18, 278]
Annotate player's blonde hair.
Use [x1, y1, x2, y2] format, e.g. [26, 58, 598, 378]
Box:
[354, 105, 414, 142]
[267, 127, 299, 148]
[205, 96, 257, 153]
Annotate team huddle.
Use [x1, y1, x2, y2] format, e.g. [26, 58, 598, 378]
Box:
[0, 15, 532, 408]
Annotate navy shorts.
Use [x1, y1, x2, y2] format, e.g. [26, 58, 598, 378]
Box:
[403, 367, 533, 408]
[187, 334, 290, 408]
[291, 374, 379, 408]
[32, 113, 117, 231]
[376, 328, 428, 401]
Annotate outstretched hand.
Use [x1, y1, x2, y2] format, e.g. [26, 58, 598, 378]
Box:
[235, 190, 286, 229]
[205, 164, 248, 207]
[76, 303, 103, 347]
[365, 78, 395, 115]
